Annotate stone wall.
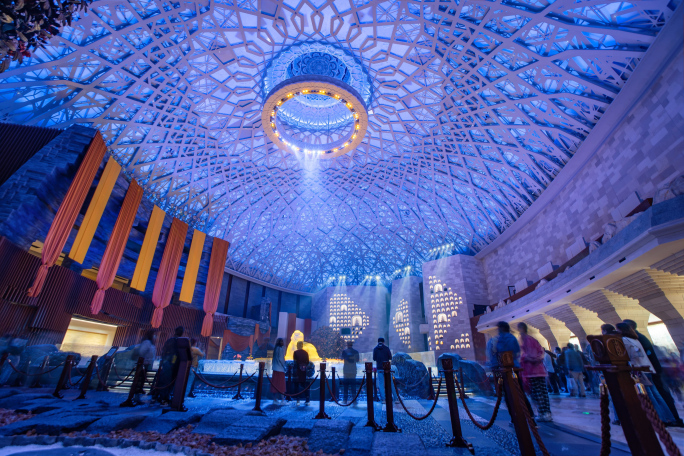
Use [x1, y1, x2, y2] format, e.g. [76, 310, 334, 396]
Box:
[389, 276, 426, 353]
[480, 41, 684, 304]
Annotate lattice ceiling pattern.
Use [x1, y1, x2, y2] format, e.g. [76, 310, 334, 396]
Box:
[0, 0, 677, 291]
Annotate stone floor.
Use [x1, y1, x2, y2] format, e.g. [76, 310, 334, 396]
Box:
[0, 386, 681, 456]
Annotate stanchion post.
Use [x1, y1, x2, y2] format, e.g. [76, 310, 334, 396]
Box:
[252, 361, 265, 413]
[0, 353, 7, 386]
[120, 357, 145, 408]
[382, 361, 400, 432]
[233, 363, 245, 399]
[329, 366, 337, 402]
[587, 335, 665, 456]
[52, 355, 74, 398]
[428, 367, 436, 400]
[76, 355, 98, 400]
[31, 354, 50, 388]
[315, 362, 331, 419]
[496, 352, 534, 456]
[364, 362, 379, 429]
[442, 358, 473, 452]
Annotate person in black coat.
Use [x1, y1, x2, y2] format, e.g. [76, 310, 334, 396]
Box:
[624, 319, 684, 427]
[372, 337, 393, 401]
[293, 341, 310, 405]
[155, 326, 184, 405]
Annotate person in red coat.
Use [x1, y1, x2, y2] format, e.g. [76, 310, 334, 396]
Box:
[293, 341, 310, 405]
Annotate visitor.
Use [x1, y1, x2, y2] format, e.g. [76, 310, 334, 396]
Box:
[543, 350, 560, 394]
[616, 322, 675, 424]
[340, 340, 359, 403]
[270, 338, 286, 405]
[623, 319, 684, 427]
[293, 341, 310, 405]
[373, 337, 394, 402]
[564, 343, 585, 397]
[486, 321, 535, 422]
[517, 323, 553, 421]
[156, 326, 184, 405]
[186, 338, 204, 398]
[134, 329, 156, 404]
[554, 347, 568, 393]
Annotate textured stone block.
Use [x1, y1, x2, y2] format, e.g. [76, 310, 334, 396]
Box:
[308, 419, 353, 454]
[135, 412, 202, 434]
[0, 413, 99, 436]
[87, 414, 148, 433]
[371, 433, 425, 456]
[280, 419, 316, 437]
[193, 410, 247, 435]
[210, 416, 285, 446]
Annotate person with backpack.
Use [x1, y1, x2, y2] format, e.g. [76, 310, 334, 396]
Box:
[155, 326, 184, 405]
[518, 323, 552, 421]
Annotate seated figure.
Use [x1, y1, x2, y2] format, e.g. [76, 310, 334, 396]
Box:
[285, 330, 321, 362]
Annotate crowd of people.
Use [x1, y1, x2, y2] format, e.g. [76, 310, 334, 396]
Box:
[486, 319, 684, 428]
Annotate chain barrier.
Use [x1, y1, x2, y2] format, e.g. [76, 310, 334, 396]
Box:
[93, 363, 108, 389]
[111, 363, 135, 382]
[392, 371, 429, 389]
[599, 381, 611, 456]
[7, 359, 65, 376]
[266, 373, 319, 397]
[392, 373, 443, 421]
[325, 375, 365, 407]
[634, 381, 682, 456]
[192, 369, 255, 389]
[456, 376, 504, 430]
[511, 373, 551, 456]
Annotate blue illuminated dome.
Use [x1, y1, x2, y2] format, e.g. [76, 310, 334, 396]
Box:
[0, 0, 678, 291]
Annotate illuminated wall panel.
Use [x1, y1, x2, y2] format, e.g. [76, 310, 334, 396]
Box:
[422, 255, 489, 360]
[389, 276, 425, 353]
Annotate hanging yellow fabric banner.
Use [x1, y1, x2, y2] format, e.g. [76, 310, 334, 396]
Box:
[69, 158, 122, 264]
[130, 205, 166, 291]
[179, 229, 206, 303]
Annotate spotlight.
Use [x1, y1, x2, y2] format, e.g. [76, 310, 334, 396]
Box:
[376, 275, 380, 280]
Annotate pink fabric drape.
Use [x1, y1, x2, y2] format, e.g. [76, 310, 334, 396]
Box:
[150, 217, 188, 327]
[90, 180, 143, 314]
[28, 132, 107, 297]
[223, 324, 271, 357]
[201, 237, 229, 336]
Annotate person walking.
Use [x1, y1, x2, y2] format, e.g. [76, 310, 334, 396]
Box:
[186, 338, 204, 398]
[554, 347, 568, 393]
[134, 329, 156, 404]
[340, 340, 359, 403]
[544, 350, 560, 394]
[373, 337, 393, 402]
[564, 344, 586, 397]
[270, 338, 286, 405]
[486, 321, 536, 422]
[293, 341, 310, 405]
[623, 319, 684, 427]
[156, 326, 184, 405]
[616, 323, 675, 424]
[517, 323, 553, 421]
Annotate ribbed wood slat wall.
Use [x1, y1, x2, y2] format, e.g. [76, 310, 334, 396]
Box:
[0, 236, 225, 352]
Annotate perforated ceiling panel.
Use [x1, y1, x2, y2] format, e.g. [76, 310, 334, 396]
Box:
[0, 0, 678, 291]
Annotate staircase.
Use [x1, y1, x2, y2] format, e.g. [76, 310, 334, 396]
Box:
[107, 369, 157, 393]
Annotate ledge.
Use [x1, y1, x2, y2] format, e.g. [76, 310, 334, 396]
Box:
[476, 195, 684, 331]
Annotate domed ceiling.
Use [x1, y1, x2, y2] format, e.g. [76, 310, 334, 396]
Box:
[0, 0, 678, 291]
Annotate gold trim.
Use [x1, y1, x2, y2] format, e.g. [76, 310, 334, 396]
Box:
[261, 79, 368, 159]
